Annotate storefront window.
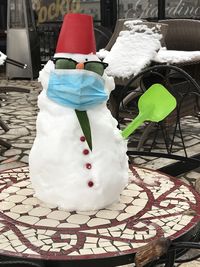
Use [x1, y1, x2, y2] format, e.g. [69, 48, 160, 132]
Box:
[165, 0, 200, 18]
[10, 0, 25, 28]
[32, 0, 100, 24]
[118, 0, 158, 19]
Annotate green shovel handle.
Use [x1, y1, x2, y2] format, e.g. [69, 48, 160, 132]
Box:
[122, 112, 147, 139]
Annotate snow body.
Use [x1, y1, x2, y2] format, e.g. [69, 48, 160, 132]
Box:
[29, 53, 129, 211]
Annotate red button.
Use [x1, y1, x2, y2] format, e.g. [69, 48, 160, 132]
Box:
[86, 163, 92, 169]
[80, 136, 86, 142]
[88, 181, 94, 187]
[83, 149, 89, 155]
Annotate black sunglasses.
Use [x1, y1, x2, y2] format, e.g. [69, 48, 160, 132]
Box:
[52, 57, 108, 76]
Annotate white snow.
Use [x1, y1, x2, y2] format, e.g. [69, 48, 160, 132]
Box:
[0, 51, 7, 65]
[102, 21, 162, 79]
[154, 47, 200, 64]
[96, 49, 110, 60]
[29, 54, 129, 211]
[98, 20, 200, 80]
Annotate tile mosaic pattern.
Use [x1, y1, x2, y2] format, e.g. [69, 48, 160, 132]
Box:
[0, 166, 199, 262]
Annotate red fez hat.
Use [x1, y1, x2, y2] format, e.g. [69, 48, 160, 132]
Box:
[56, 13, 96, 54]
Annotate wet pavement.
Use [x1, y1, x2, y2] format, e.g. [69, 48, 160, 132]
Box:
[0, 77, 199, 266]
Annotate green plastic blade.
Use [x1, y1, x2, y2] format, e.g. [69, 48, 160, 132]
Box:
[122, 84, 177, 139]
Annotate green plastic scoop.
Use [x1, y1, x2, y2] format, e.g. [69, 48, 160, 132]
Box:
[121, 83, 177, 139]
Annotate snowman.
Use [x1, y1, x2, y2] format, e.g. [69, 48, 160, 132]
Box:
[29, 13, 129, 211]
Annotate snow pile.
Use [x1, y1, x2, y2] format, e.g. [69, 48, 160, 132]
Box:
[154, 47, 200, 64]
[0, 51, 7, 66]
[103, 21, 162, 79]
[97, 49, 110, 60]
[29, 55, 129, 211]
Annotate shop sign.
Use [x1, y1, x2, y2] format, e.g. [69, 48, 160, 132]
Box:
[32, 0, 81, 23]
[124, 0, 200, 19]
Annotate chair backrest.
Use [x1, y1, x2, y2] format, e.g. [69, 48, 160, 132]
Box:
[113, 64, 200, 175]
[105, 19, 168, 51]
[103, 19, 168, 82]
[94, 25, 112, 51]
[159, 19, 200, 51]
[105, 19, 126, 51]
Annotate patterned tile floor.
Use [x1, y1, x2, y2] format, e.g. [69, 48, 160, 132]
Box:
[0, 77, 199, 266]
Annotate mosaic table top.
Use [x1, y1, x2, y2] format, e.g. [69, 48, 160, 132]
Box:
[0, 165, 200, 262]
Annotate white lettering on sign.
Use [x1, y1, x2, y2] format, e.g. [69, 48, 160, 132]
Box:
[124, 0, 200, 19]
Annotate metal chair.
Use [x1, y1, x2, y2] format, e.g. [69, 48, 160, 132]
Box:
[112, 64, 200, 176]
[105, 19, 168, 52]
[159, 19, 200, 85]
[104, 19, 200, 175]
[134, 234, 200, 266]
[94, 25, 112, 51]
[0, 257, 44, 267]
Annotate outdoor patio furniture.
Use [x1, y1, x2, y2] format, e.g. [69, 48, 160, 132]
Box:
[105, 19, 168, 52]
[94, 25, 112, 52]
[103, 19, 168, 87]
[0, 85, 30, 149]
[159, 19, 200, 85]
[114, 64, 200, 176]
[0, 165, 200, 267]
[102, 19, 200, 175]
[102, 19, 169, 116]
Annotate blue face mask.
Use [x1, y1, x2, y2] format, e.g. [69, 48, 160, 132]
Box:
[47, 69, 108, 111]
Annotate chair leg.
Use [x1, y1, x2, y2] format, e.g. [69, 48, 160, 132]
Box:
[164, 250, 176, 267]
[136, 122, 156, 151]
[0, 118, 9, 132]
[0, 138, 11, 149]
[0, 118, 11, 149]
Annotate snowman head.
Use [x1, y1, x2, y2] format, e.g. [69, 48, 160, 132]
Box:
[39, 13, 114, 94]
[54, 13, 106, 77]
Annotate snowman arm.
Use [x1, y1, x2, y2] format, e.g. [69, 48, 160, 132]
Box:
[104, 74, 115, 94]
[0, 51, 27, 68]
[0, 51, 7, 66]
